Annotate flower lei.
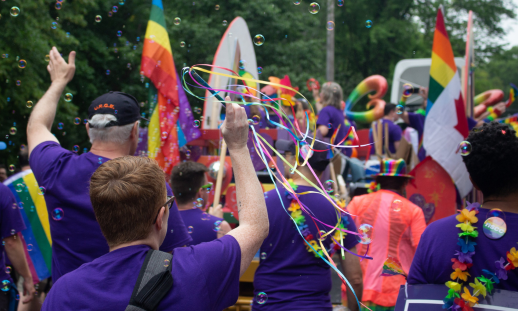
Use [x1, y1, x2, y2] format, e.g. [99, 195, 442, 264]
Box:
[443, 202, 518, 311]
[286, 180, 348, 258]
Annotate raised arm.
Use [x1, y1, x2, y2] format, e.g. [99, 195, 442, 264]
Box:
[27, 47, 76, 156]
[222, 98, 269, 276]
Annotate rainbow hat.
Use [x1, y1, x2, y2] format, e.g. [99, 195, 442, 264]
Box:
[376, 159, 413, 178]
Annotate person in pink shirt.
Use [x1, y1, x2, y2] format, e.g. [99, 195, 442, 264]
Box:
[343, 159, 426, 310]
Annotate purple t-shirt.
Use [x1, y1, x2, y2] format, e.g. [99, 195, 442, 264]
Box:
[178, 205, 223, 246]
[407, 113, 478, 161]
[29, 141, 192, 282]
[0, 183, 26, 284]
[368, 119, 402, 154]
[317, 106, 352, 157]
[42, 235, 241, 310]
[253, 185, 358, 310]
[408, 208, 518, 290]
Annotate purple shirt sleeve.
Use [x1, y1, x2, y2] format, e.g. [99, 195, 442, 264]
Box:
[467, 117, 477, 130]
[407, 112, 425, 136]
[189, 235, 241, 309]
[160, 184, 192, 251]
[316, 107, 333, 137]
[407, 224, 434, 284]
[29, 142, 71, 190]
[0, 184, 26, 239]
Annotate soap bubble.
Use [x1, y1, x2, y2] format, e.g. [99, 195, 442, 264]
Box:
[222, 20, 227, 26]
[38, 186, 46, 195]
[458, 141, 472, 156]
[16, 80, 21, 86]
[45, 55, 50, 62]
[51, 208, 64, 221]
[5, 267, 11, 274]
[325, 180, 334, 193]
[1, 280, 10, 292]
[253, 34, 265, 46]
[18, 60, 27, 69]
[57, 122, 64, 130]
[327, 123, 332, 129]
[65, 93, 73, 102]
[396, 105, 404, 114]
[356, 223, 373, 244]
[119, 0, 125, 4]
[163, 259, 170, 267]
[98, 158, 103, 164]
[365, 20, 373, 28]
[10, 230, 15, 236]
[10, 7, 20, 17]
[196, 198, 204, 208]
[161, 132, 168, 140]
[392, 199, 402, 212]
[117, 30, 122, 37]
[27, 244, 33, 251]
[309, 3, 320, 14]
[108, 11, 113, 17]
[294, 1, 301, 5]
[239, 60, 246, 70]
[337, 0, 344, 6]
[15, 183, 25, 192]
[8, 165, 15, 172]
[256, 292, 268, 304]
[215, 4, 220, 10]
[95, 15, 102, 22]
[402, 83, 413, 97]
[9, 127, 16, 135]
[258, 67, 263, 74]
[180, 41, 185, 48]
[213, 220, 222, 232]
[260, 252, 267, 260]
[74, 117, 81, 125]
[73, 145, 79, 153]
[188, 226, 193, 234]
[251, 115, 260, 125]
[106, 70, 110, 75]
[193, 120, 201, 128]
[51, 22, 58, 29]
[194, 107, 202, 114]
[112, 6, 118, 12]
[326, 21, 335, 31]
[174, 17, 181, 25]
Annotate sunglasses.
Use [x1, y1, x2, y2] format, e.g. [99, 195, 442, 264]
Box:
[200, 182, 213, 192]
[152, 196, 175, 224]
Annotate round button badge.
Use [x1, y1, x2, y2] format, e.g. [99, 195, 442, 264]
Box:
[483, 217, 507, 239]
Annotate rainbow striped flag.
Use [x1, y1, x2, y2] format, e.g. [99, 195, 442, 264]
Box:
[423, 6, 471, 198]
[3, 170, 51, 282]
[141, 0, 199, 174]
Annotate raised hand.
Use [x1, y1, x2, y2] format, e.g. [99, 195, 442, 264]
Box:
[220, 96, 249, 151]
[47, 47, 76, 85]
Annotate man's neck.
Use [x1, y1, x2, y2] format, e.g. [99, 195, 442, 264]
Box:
[110, 237, 159, 252]
[177, 203, 197, 211]
[90, 142, 130, 159]
[290, 168, 320, 187]
[483, 193, 518, 214]
[383, 116, 393, 122]
[21, 166, 31, 172]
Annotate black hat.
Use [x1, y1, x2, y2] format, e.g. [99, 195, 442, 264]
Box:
[88, 92, 146, 128]
[275, 137, 330, 172]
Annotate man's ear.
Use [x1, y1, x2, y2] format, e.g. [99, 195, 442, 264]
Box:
[155, 206, 165, 231]
[85, 122, 90, 139]
[131, 122, 139, 139]
[469, 175, 480, 191]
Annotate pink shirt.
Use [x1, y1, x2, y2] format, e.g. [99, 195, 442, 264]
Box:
[347, 190, 426, 307]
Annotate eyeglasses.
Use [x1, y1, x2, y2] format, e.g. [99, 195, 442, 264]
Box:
[152, 196, 175, 224]
[200, 182, 213, 192]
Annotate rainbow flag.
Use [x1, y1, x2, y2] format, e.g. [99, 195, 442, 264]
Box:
[141, 0, 199, 174]
[3, 170, 51, 282]
[423, 6, 471, 198]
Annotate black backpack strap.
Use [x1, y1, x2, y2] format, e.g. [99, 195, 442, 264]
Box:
[125, 250, 174, 311]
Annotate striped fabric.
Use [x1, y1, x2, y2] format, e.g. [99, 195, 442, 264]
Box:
[343, 190, 426, 307]
[141, 0, 181, 174]
[3, 170, 51, 282]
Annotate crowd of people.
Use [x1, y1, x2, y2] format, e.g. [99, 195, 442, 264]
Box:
[1, 47, 517, 311]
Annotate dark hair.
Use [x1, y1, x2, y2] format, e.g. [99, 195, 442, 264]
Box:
[89, 156, 167, 248]
[384, 103, 397, 116]
[462, 122, 518, 198]
[170, 161, 208, 205]
[19, 148, 29, 168]
[375, 175, 409, 191]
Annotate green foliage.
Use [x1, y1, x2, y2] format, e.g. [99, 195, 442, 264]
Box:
[0, 0, 515, 172]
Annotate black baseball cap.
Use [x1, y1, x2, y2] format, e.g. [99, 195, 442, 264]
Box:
[88, 91, 147, 128]
[275, 137, 330, 172]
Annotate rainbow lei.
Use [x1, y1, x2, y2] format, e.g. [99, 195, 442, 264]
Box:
[286, 181, 347, 258]
[443, 203, 518, 311]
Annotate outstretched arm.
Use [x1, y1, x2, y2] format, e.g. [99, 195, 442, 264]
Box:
[27, 47, 76, 156]
[222, 98, 269, 276]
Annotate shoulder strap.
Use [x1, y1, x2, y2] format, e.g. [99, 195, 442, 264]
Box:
[125, 250, 174, 311]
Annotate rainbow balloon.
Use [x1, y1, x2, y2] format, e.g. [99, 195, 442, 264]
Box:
[473, 89, 504, 118]
[344, 75, 388, 123]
